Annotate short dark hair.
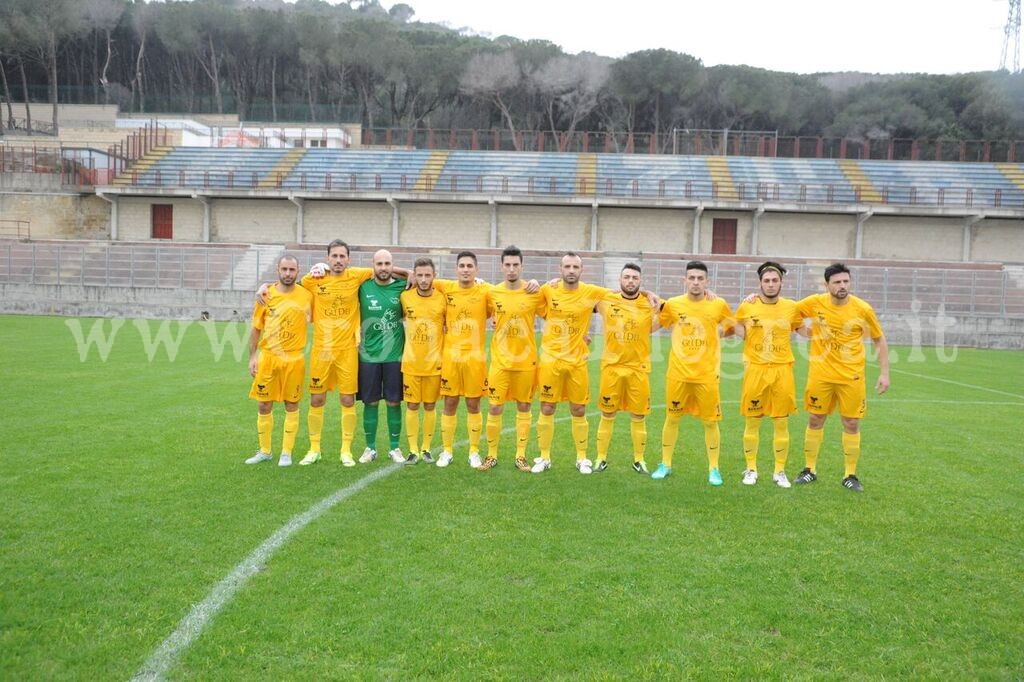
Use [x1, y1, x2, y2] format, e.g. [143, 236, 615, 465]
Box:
[563, 251, 581, 260]
[327, 239, 349, 256]
[824, 262, 850, 282]
[685, 260, 708, 274]
[622, 262, 642, 275]
[456, 250, 477, 265]
[757, 261, 787, 279]
[501, 245, 523, 264]
[413, 257, 435, 271]
[277, 253, 299, 267]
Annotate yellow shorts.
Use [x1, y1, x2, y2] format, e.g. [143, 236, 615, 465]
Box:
[740, 363, 797, 418]
[597, 365, 651, 415]
[403, 374, 441, 404]
[486, 366, 536, 404]
[308, 347, 358, 395]
[537, 359, 590, 405]
[440, 359, 487, 398]
[804, 374, 867, 418]
[250, 352, 305, 403]
[665, 376, 721, 421]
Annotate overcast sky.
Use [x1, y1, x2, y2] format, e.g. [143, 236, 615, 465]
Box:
[399, 0, 1014, 74]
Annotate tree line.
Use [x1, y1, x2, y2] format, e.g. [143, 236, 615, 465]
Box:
[2, 0, 1023, 145]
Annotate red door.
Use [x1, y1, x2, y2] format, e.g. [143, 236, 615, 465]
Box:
[151, 204, 173, 239]
[711, 218, 737, 254]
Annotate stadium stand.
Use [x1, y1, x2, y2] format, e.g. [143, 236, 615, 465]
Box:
[111, 147, 1024, 210]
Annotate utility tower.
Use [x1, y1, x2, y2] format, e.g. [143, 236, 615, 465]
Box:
[1001, 0, 1022, 72]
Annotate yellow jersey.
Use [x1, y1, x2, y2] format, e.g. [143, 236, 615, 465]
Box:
[539, 282, 614, 366]
[734, 297, 802, 365]
[300, 267, 373, 353]
[251, 284, 312, 359]
[438, 280, 490, 363]
[797, 293, 883, 383]
[659, 296, 734, 383]
[597, 293, 654, 372]
[487, 283, 546, 371]
[400, 288, 446, 376]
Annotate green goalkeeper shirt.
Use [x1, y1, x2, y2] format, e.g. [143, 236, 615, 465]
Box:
[358, 278, 406, 363]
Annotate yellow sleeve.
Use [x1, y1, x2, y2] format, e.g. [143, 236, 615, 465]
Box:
[734, 301, 750, 324]
[658, 302, 674, 328]
[796, 295, 815, 318]
[718, 299, 736, 334]
[863, 302, 884, 338]
[251, 300, 266, 330]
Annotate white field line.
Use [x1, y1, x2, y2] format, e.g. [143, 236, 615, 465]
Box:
[888, 367, 1024, 400]
[131, 408, 621, 681]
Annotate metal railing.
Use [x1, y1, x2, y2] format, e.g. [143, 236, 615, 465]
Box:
[361, 128, 1024, 163]
[1, 241, 1020, 318]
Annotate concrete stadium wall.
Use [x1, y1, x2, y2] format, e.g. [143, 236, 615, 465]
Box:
[2, 281, 1021, 349]
[0, 192, 109, 239]
[3, 190, 1023, 262]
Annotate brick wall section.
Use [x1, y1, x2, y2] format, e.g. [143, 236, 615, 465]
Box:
[972, 219, 1024, 262]
[863, 216, 963, 261]
[119, 197, 204, 241]
[211, 199, 294, 243]
[757, 212, 855, 259]
[498, 204, 590, 250]
[305, 200, 391, 245]
[0, 193, 110, 239]
[399, 202, 490, 247]
[598, 207, 690, 252]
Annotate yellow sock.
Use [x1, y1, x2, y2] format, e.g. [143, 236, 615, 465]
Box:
[743, 416, 761, 471]
[340, 404, 356, 456]
[842, 431, 861, 477]
[804, 427, 824, 472]
[772, 418, 790, 474]
[571, 415, 589, 460]
[282, 409, 299, 454]
[630, 418, 647, 462]
[486, 413, 502, 458]
[537, 412, 554, 459]
[596, 415, 615, 462]
[441, 413, 457, 452]
[421, 409, 437, 452]
[257, 412, 273, 454]
[307, 405, 324, 453]
[703, 420, 720, 471]
[406, 408, 420, 454]
[661, 413, 681, 467]
[515, 411, 531, 458]
[467, 411, 483, 453]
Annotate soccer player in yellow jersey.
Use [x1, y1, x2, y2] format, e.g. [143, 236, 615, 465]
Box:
[733, 262, 804, 489]
[594, 263, 659, 474]
[532, 252, 618, 474]
[435, 251, 490, 468]
[399, 257, 446, 464]
[295, 240, 373, 467]
[654, 260, 735, 485]
[479, 246, 547, 473]
[793, 263, 890, 492]
[246, 255, 312, 467]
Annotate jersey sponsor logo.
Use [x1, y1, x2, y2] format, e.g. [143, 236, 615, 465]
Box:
[750, 317, 761, 327]
[671, 400, 680, 408]
[809, 395, 820, 405]
[602, 395, 613, 404]
[542, 384, 552, 392]
[750, 399, 760, 407]
[257, 384, 266, 391]
[311, 377, 322, 386]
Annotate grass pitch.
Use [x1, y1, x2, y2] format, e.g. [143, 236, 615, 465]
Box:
[1, 315, 1022, 679]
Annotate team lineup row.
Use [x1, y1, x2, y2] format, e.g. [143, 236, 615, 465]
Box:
[246, 241, 890, 491]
